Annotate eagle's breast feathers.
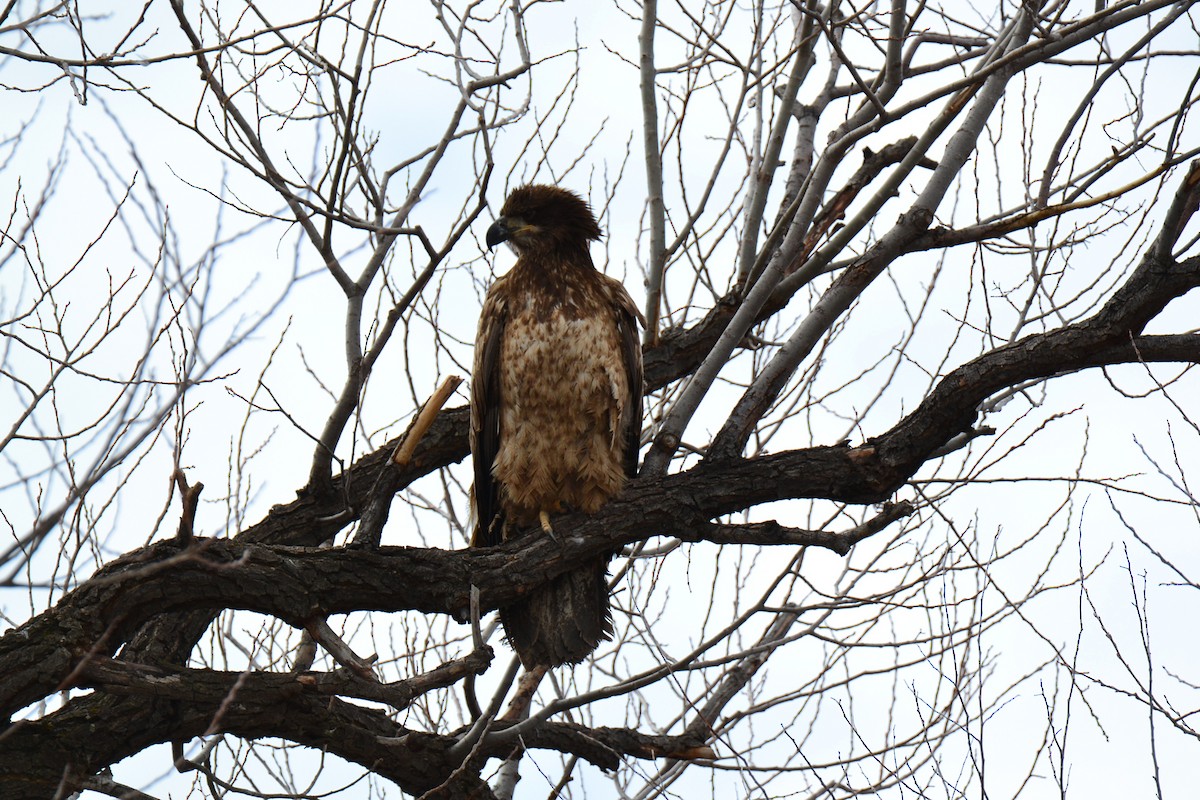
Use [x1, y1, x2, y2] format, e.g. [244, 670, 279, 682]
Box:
[480, 269, 638, 529]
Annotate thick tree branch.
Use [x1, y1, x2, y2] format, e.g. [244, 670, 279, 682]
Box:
[77, 650, 492, 713]
[1, 682, 497, 800]
[1, 654, 713, 800]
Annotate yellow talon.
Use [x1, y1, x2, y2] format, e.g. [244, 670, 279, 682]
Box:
[539, 510, 557, 541]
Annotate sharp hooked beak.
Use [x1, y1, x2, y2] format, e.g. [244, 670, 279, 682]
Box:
[485, 218, 511, 250]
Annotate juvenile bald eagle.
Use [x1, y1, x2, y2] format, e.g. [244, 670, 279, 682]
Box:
[470, 184, 643, 668]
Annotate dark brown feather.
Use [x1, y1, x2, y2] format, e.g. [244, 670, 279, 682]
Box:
[469, 301, 506, 549]
[618, 302, 644, 480]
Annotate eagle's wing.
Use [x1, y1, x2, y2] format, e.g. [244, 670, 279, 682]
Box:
[470, 287, 507, 548]
[614, 287, 645, 480]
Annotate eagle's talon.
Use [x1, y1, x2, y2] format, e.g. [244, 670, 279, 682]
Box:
[539, 510, 558, 542]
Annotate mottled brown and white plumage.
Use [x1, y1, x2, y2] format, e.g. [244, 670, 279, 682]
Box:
[470, 184, 643, 667]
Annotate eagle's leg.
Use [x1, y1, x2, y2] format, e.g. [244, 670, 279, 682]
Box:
[539, 510, 558, 541]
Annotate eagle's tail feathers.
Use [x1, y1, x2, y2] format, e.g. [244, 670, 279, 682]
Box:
[500, 558, 612, 668]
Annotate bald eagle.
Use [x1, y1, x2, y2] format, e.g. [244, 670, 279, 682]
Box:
[470, 184, 643, 667]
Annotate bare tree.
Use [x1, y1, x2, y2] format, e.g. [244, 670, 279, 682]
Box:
[2, 1, 1200, 798]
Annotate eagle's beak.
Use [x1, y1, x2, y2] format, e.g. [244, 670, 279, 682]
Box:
[485, 218, 511, 250]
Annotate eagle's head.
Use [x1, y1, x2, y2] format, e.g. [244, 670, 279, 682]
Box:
[486, 184, 602, 256]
